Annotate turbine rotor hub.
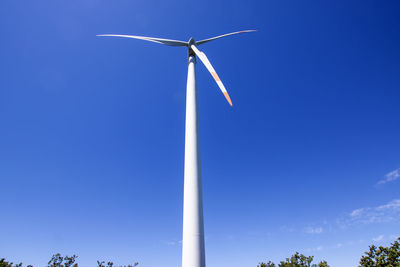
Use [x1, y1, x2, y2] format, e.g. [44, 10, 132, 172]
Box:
[188, 37, 195, 45]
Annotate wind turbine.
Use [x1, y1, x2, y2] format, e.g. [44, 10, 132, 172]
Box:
[97, 30, 255, 267]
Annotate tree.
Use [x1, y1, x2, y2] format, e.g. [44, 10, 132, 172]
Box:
[97, 260, 139, 267]
[257, 261, 276, 267]
[1, 254, 139, 267]
[47, 253, 78, 267]
[316, 261, 329, 267]
[0, 259, 22, 267]
[359, 237, 400, 267]
[258, 252, 329, 267]
[278, 252, 314, 266]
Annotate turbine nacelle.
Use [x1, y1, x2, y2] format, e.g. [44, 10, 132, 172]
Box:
[188, 38, 196, 58]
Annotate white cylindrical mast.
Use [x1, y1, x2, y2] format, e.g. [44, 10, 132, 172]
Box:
[182, 55, 206, 267]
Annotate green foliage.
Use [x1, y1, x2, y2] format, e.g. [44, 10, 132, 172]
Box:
[359, 237, 400, 267]
[257, 261, 276, 267]
[317, 261, 329, 267]
[47, 253, 78, 267]
[258, 252, 329, 267]
[97, 260, 139, 267]
[0, 259, 22, 267]
[1, 254, 139, 267]
[278, 252, 314, 266]
[4, 238, 400, 267]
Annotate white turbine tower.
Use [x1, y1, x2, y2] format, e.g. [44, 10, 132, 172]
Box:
[97, 30, 255, 267]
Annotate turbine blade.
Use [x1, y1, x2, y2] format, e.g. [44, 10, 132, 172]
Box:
[96, 34, 188, 47]
[195, 30, 256, 46]
[190, 45, 233, 106]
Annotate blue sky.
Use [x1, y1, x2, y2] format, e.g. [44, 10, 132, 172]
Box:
[1, 1, 400, 266]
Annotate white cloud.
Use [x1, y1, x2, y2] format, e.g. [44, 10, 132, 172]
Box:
[164, 239, 182, 246]
[305, 245, 324, 253]
[343, 199, 400, 225]
[304, 226, 323, 234]
[377, 168, 400, 185]
[372, 235, 384, 242]
[377, 199, 400, 210]
[280, 225, 295, 233]
[350, 208, 364, 217]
